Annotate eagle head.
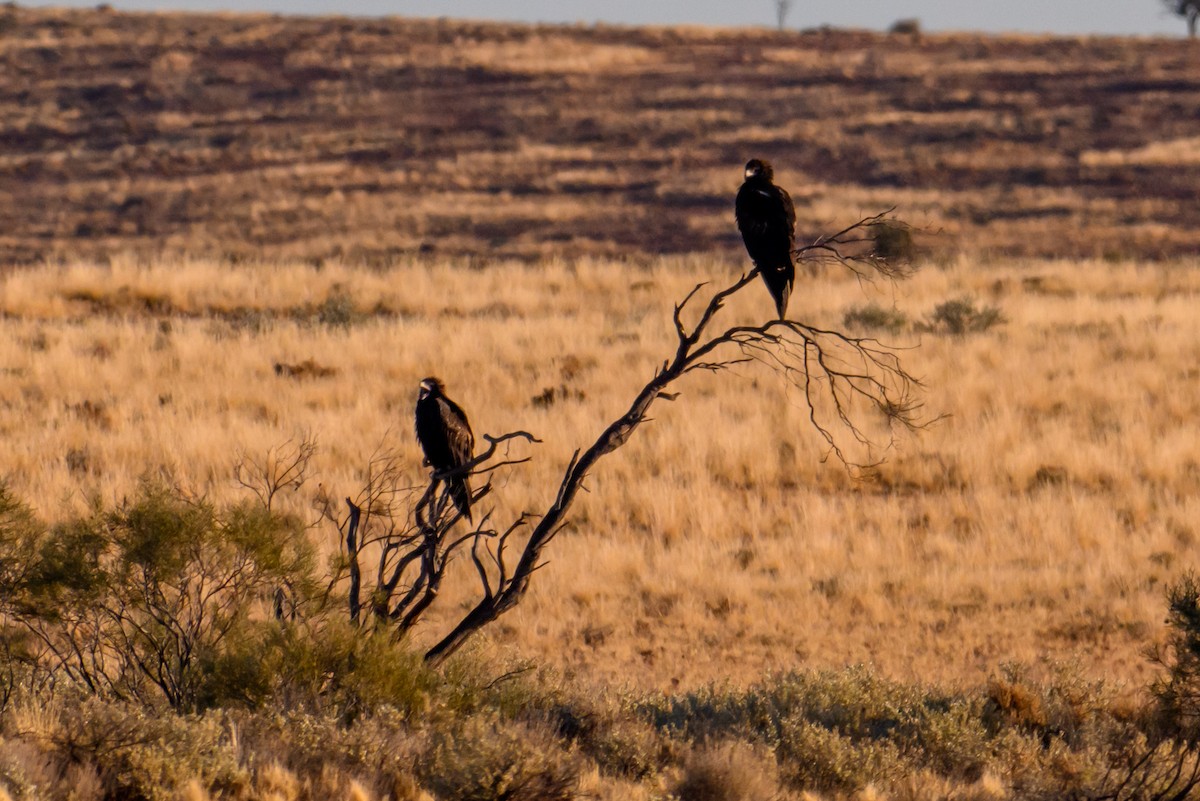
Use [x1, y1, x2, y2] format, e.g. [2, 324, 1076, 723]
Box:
[744, 159, 773, 181]
[418, 376, 444, 400]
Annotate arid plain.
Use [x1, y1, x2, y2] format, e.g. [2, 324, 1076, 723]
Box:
[4, 251, 1198, 694]
[2, 7, 1200, 800]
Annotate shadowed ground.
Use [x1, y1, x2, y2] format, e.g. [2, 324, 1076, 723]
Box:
[1, 6, 1199, 265]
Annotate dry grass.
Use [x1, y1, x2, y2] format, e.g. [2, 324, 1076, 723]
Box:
[4, 9, 1199, 798]
[2, 251, 1196, 695]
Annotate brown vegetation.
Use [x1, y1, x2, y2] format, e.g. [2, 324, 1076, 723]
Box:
[3, 7, 1200, 798]
[0, 6, 1199, 266]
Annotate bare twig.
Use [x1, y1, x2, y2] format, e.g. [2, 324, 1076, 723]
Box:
[483, 664, 535, 690]
[795, 208, 918, 282]
[233, 432, 317, 511]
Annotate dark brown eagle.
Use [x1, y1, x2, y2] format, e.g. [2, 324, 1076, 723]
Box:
[735, 158, 796, 319]
[415, 376, 475, 521]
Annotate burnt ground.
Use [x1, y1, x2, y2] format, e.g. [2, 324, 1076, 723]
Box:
[1, 6, 1198, 265]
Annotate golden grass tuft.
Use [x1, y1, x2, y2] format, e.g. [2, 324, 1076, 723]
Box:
[180, 781, 212, 801]
[674, 741, 784, 801]
[256, 762, 301, 801]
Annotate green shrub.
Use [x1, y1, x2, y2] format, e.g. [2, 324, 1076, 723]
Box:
[1151, 572, 1200, 742]
[479, 674, 672, 784]
[921, 297, 1004, 335]
[55, 698, 246, 801]
[871, 220, 918, 263]
[909, 697, 992, 781]
[436, 645, 545, 718]
[317, 285, 356, 329]
[0, 482, 316, 711]
[0, 483, 42, 586]
[842, 302, 908, 334]
[198, 618, 435, 721]
[777, 718, 903, 794]
[641, 667, 1052, 794]
[644, 666, 949, 745]
[674, 741, 781, 801]
[236, 705, 421, 797]
[585, 717, 669, 780]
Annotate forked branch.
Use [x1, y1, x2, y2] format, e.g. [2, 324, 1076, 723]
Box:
[422, 209, 925, 664]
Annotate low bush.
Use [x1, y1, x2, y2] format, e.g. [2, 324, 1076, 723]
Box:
[871, 220, 919, 263]
[920, 297, 1004, 335]
[420, 714, 582, 801]
[673, 741, 781, 801]
[235, 706, 423, 798]
[197, 619, 435, 720]
[0, 694, 245, 801]
[0, 481, 316, 712]
[1151, 571, 1200, 742]
[777, 718, 904, 794]
[316, 285, 357, 329]
[842, 302, 909, 334]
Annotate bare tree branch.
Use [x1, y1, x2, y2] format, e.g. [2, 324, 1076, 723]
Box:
[319, 430, 542, 643]
[422, 210, 926, 664]
[345, 500, 362, 624]
[1163, 0, 1199, 37]
[775, 0, 793, 30]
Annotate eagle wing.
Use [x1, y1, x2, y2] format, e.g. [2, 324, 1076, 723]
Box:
[438, 396, 475, 470]
[735, 181, 796, 267]
[780, 185, 796, 241]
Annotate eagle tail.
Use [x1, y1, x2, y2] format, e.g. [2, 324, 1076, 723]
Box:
[450, 477, 473, 522]
[762, 262, 794, 320]
[774, 279, 791, 320]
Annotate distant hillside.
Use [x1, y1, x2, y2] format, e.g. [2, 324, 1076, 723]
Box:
[1, 5, 1198, 265]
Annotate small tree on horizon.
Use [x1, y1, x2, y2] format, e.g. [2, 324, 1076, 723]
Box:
[775, 0, 793, 31]
[1164, 0, 1199, 36]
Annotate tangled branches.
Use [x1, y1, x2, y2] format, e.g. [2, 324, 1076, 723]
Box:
[318, 431, 540, 636]
[413, 208, 926, 663]
[299, 208, 926, 665]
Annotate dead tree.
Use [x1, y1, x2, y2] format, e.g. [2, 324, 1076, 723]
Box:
[234, 433, 316, 512]
[1164, 0, 1199, 36]
[312, 211, 922, 665]
[406, 210, 921, 666]
[318, 433, 538, 634]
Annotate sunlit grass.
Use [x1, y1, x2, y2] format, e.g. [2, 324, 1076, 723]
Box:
[2, 253, 1199, 692]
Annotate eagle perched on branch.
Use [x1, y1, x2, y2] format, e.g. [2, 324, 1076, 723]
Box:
[735, 158, 796, 319]
[415, 376, 475, 521]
